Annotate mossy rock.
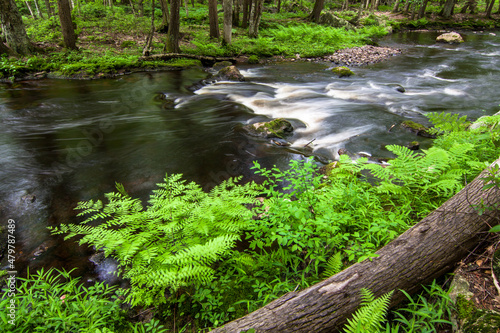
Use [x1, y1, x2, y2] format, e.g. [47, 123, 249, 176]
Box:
[243, 118, 293, 139]
[401, 120, 436, 138]
[319, 12, 355, 30]
[215, 65, 245, 82]
[212, 61, 233, 71]
[332, 66, 354, 78]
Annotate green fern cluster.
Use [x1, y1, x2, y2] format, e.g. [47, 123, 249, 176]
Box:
[344, 289, 393, 333]
[50, 174, 260, 307]
[426, 112, 470, 134]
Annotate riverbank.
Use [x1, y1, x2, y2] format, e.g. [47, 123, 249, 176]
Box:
[1, 4, 498, 83]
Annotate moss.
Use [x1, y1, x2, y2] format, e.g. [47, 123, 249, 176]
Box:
[332, 66, 354, 78]
[120, 40, 136, 48]
[456, 294, 476, 320]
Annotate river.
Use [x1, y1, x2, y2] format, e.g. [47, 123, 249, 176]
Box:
[0, 30, 499, 281]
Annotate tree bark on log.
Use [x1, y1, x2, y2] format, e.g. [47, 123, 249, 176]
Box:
[210, 158, 500, 333]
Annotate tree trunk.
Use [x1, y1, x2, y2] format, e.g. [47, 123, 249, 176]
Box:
[142, 0, 155, 56]
[307, 0, 325, 23]
[57, 0, 77, 49]
[418, 0, 429, 18]
[392, 0, 401, 13]
[233, 0, 240, 26]
[44, 0, 54, 17]
[342, 0, 348, 11]
[241, 0, 251, 28]
[440, 0, 456, 18]
[165, 0, 180, 53]
[25, 1, 37, 19]
[158, 0, 170, 33]
[0, 0, 34, 55]
[485, 0, 496, 17]
[402, 0, 411, 14]
[210, 158, 500, 333]
[460, 0, 476, 14]
[34, 0, 44, 18]
[208, 0, 220, 39]
[248, 0, 263, 38]
[223, 0, 232, 44]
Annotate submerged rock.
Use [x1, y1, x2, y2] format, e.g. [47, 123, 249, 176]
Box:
[332, 66, 354, 78]
[401, 120, 436, 138]
[436, 32, 464, 44]
[243, 118, 294, 139]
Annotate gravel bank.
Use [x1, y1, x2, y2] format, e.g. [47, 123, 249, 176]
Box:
[323, 45, 402, 65]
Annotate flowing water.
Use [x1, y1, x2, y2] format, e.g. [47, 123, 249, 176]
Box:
[1, 31, 499, 280]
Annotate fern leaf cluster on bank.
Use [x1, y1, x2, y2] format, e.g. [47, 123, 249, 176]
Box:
[45, 111, 500, 330]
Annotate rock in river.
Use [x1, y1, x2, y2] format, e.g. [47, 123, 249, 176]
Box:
[243, 118, 294, 139]
[436, 32, 464, 44]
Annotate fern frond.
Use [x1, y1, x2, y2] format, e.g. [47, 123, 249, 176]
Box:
[322, 252, 343, 278]
[343, 289, 394, 333]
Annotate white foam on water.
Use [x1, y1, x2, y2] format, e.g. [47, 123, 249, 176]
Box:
[293, 124, 376, 150]
[443, 88, 468, 96]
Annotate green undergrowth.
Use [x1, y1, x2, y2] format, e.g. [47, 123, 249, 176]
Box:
[42, 110, 500, 331]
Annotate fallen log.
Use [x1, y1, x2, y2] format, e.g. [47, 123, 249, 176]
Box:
[211, 158, 500, 333]
[138, 53, 237, 67]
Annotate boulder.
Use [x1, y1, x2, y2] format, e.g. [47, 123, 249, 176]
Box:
[436, 32, 464, 44]
[319, 12, 355, 30]
[215, 65, 245, 82]
[243, 118, 293, 139]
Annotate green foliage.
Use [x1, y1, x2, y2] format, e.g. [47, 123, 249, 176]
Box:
[391, 281, 454, 332]
[0, 268, 124, 332]
[426, 112, 470, 134]
[343, 289, 394, 333]
[50, 174, 260, 307]
[322, 252, 343, 278]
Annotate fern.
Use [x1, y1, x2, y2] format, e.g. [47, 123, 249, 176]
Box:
[49, 174, 261, 307]
[426, 112, 470, 134]
[343, 289, 394, 333]
[322, 252, 343, 278]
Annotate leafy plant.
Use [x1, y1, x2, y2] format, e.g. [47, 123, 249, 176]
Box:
[343, 288, 394, 333]
[50, 174, 260, 307]
[0, 268, 124, 332]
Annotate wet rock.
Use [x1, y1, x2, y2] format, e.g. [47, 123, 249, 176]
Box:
[271, 138, 291, 146]
[319, 12, 355, 30]
[324, 45, 402, 66]
[407, 141, 420, 150]
[401, 120, 436, 138]
[212, 61, 233, 71]
[215, 65, 245, 82]
[338, 148, 349, 156]
[436, 32, 464, 44]
[393, 84, 405, 93]
[243, 118, 294, 139]
[332, 66, 354, 78]
[21, 194, 36, 203]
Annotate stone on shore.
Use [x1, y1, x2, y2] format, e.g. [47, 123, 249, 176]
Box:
[324, 45, 402, 66]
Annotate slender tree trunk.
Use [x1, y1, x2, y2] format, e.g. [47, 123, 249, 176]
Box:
[223, 0, 232, 44]
[403, 0, 411, 14]
[392, 0, 401, 12]
[242, 0, 250, 28]
[165, 0, 180, 53]
[232, 0, 240, 26]
[143, 0, 155, 56]
[440, 0, 456, 18]
[184, 0, 189, 18]
[25, 1, 37, 19]
[208, 0, 220, 38]
[307, 0, 325, 23]
[57, 0, 77, 49]
[0, 0, 34, 55]
[44, 0, 54, 17]
[209, 158, 500, 333]
[128, 0, 136, 15]
[418, 0, 429, 18]
[34, 0, 44, 18]
[158, 0, 170, 32]
[410, 2, 417, 20]
[277, 0, 281, 12]
[248, 0, 263, 38]
[485, 0, 496, 17]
